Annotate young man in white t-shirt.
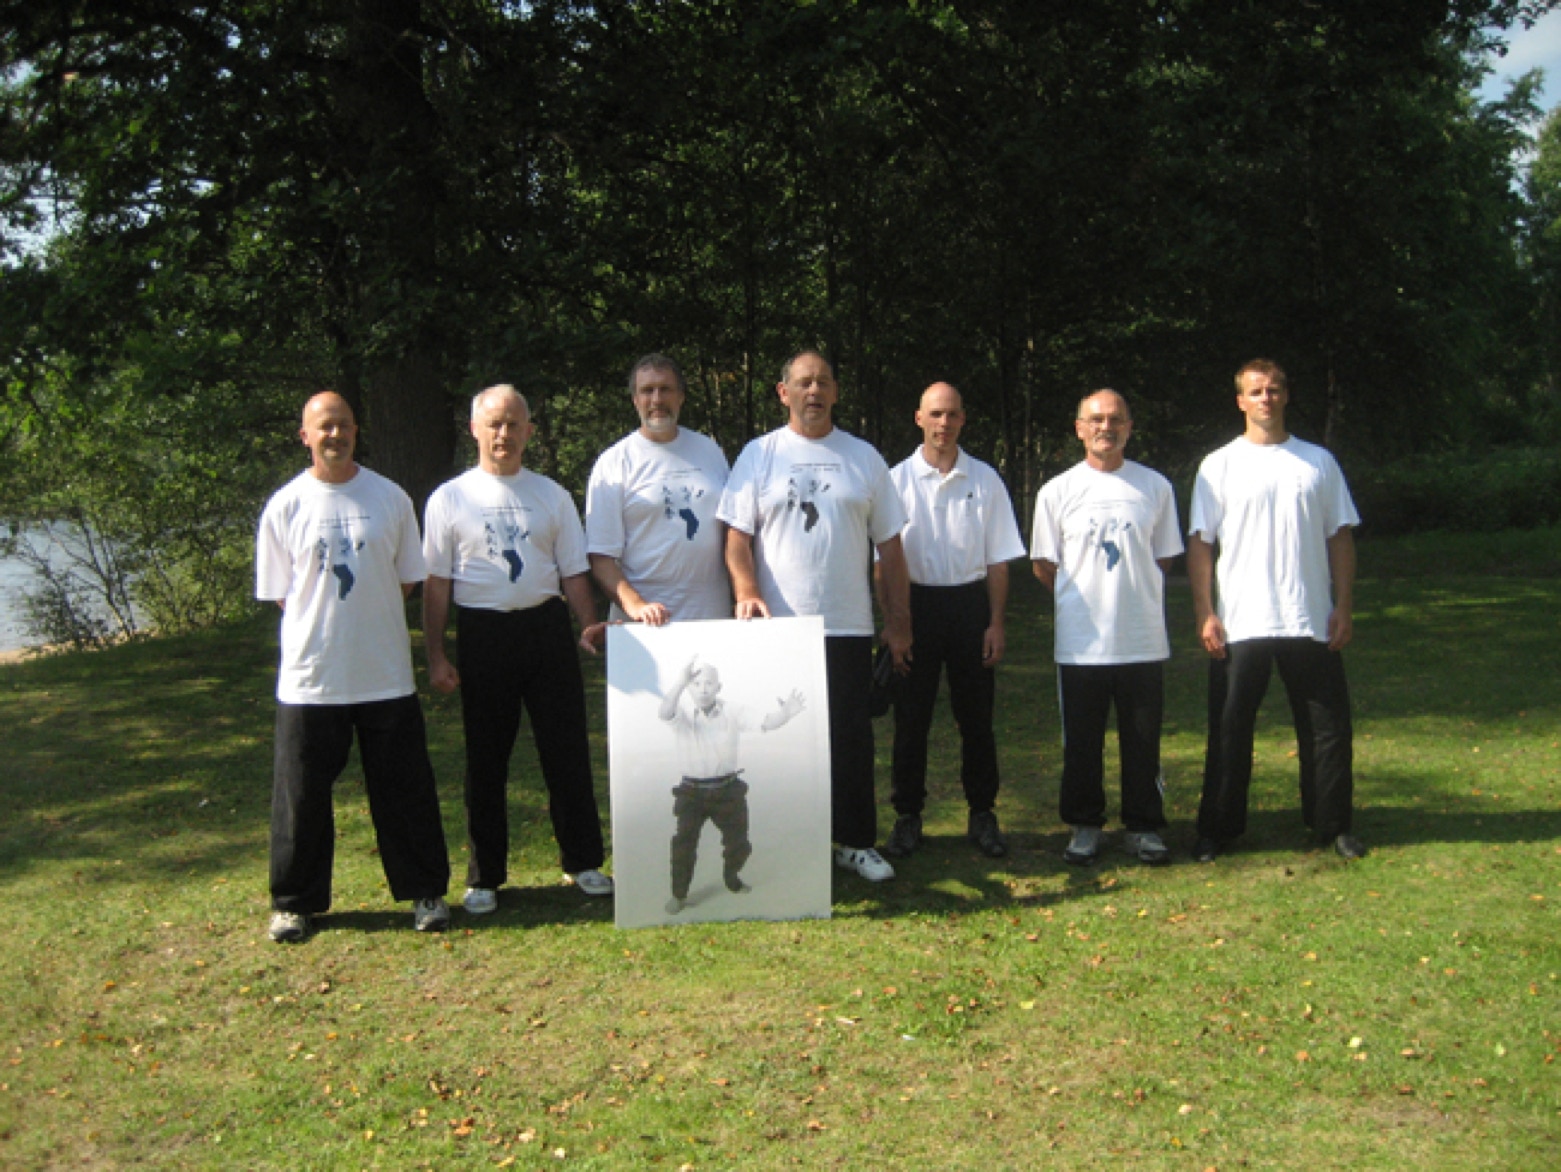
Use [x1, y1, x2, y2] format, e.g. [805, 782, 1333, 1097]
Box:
[255, 392, 451, 943]
[718, 350, 912, 883]
[585, 354, 731, 623]
[1187, 359, 1364, 862]
[422, 386, 612, 916]
[1032, 390, 1183, 866]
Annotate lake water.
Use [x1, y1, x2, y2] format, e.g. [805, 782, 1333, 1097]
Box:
[0, 551, 40, 654]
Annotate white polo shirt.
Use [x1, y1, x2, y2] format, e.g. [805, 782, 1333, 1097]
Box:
[890, 447, 1025, 586]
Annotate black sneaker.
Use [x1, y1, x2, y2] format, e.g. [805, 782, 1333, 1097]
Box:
[883, 814, 922, 859]
[1192, 836, 1221, 863]
[968, 809, 1007, 858]
[1333, 833, 1367, 860]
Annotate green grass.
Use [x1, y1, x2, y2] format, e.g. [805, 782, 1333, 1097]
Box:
[2, 531, 1558, 1169]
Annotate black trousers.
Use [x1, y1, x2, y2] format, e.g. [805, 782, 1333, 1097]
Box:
[891, 581, 1000, 817]
[457, 599, 605, 886]
[270, 694, 450, 915]
[826, 635, 878, 849]
[1056, 661, 1167, 832]
[1197, 637, 1354, 842]
[669, 776, 751, 899]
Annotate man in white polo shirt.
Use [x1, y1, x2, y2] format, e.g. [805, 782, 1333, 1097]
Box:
[1188, 358, 1363, 862]
[718, 350, 913, 883]
[1032, 389, 1183, 866]
[422, 385, 612, 916]
[882, 382, 1025, 860]
[586, 354, 731, 623]
[256, 391, 452, 942]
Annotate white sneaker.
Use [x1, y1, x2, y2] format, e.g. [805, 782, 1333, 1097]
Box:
[834, 846, 895, 882]
[269, 911, 307, 943]
[413, 897, 450, 932]
[463, 887, 498, 915]
[1123, 830, 1172, 865]
[569, 869, 615, 897]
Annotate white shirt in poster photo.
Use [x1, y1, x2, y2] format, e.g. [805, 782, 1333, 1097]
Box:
[585, 428, 731, 621]
[1031, 460, 1184, 665]
[606, 616, 832, 929]
[717, 428, 906, 636]
[1188, 436, 1359, 643]
[422, 466, 589, 611]
[256, 466, 425, 705]
[891, 447, 1025, 586]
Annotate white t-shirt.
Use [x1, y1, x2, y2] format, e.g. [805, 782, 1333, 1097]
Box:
[585, 428, 732, 621]
[1188, 435, 1359, 643]
[891, 447, 1025, 586]
[717, 426, 906, 636]
[255, 466, 424, 705]
[422, 467, 589, 612]
[1031, 460, 1184, 665]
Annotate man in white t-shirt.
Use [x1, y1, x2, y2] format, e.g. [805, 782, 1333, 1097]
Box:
[1187, 359, 1364, 862]
[882, 382, 1026, 861]
[586, 354, 731, 623]
[255, 391, 452, 943]
[717, 350, 912, 883]
[1032, 389, 1184, 866]
[422, 385, 612, 916]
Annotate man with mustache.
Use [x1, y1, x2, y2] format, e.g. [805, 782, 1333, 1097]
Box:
[586, 354, 731, 624]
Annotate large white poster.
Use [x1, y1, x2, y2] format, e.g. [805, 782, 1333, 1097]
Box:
[607, 616, 832, 929]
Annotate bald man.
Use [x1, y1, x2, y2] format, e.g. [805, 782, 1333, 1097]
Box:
[1031, 389, 1183, 867]
[256, 391, 452, 942]
[881, 382, 1026, 860]
[422, 385, 612, 916]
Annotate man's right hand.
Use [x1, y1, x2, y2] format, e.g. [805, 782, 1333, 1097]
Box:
[428, 656, 461, 693]
[1199, 614, 1227, 659]
[734, 598, 771, 620]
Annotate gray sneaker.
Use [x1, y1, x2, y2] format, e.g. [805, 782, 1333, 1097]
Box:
[462, 886, 498, 915]
[269, 911, 308, 943]
[1123, 830, 1172, 865]
[1063, 825, 1103, 865]
[413, 897, 450, 932]
[569, 869, 615, 897]
[968, 809, 1007, 858]
[883, 814, 922, 858]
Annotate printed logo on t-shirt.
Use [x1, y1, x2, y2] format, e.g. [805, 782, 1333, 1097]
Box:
[1087, 516, 1134, 572]
[482, 507, 531, 582]
[786, 465, 837, 533]
[314, 514, 368, 600]
[661, 482, 709, 541]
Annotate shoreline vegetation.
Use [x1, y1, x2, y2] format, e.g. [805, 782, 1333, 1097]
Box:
[1, 530, 1557, 1166]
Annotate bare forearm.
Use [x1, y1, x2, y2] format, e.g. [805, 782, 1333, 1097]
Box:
[985, 562, 1009, 627]
[1186, 537, 1216, 623]
[561, 572, 599, 630]
[422, 576, 454, 660]
[1327, 527, 1356, 615]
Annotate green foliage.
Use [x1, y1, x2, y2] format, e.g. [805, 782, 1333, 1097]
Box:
[1349, 447, 1561, 536]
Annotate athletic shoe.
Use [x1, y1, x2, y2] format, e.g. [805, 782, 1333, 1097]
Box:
[269, 911, 307, 943]
[834, 846, 895, 882]
[968, 809, 1008, 858]
[413, 897, 450, 932]
[1192, 836, 1221, 863]
[1123, 830, 1172, 865]
[1333, 833, 1367, 860]
[1063, 825, 1103, 865]
[462, 887, 497, 915]
[882, 814, 923, 858]
[570, 869, 615, 897]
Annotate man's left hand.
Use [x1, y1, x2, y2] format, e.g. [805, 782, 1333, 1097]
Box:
[982, 625, 1005, 667]
[1326, 609, 1353, 651]
[882, 619, 912, 673]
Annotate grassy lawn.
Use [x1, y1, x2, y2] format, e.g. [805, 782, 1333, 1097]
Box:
[2, 531, 1558, 1169]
